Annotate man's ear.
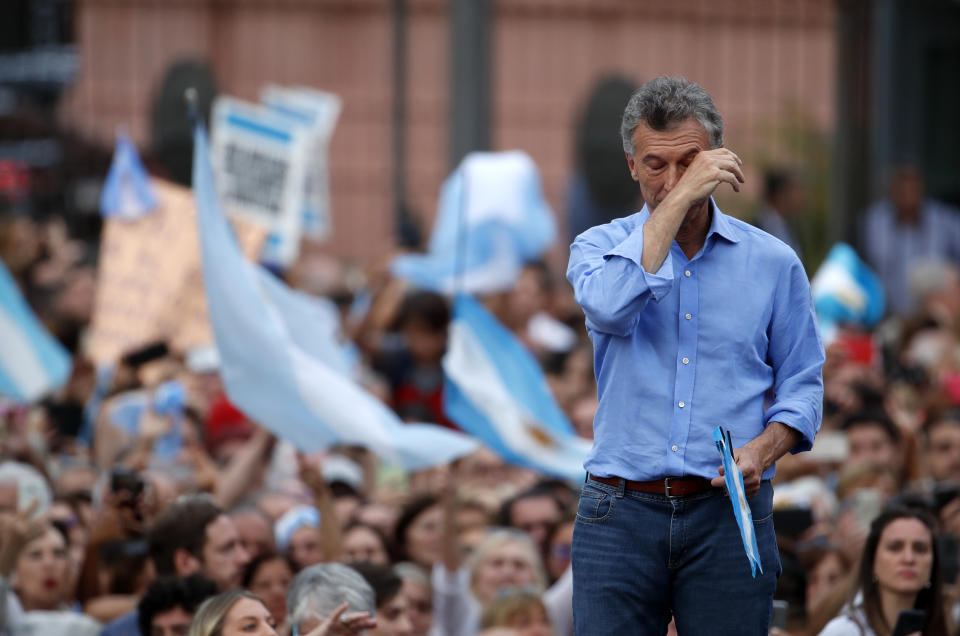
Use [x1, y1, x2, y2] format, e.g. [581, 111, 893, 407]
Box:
[173, 548, 202, 577]
[625, 152, 639, 182]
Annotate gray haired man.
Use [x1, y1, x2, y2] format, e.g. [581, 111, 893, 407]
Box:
[287, 563, 378, 635]
[567, 76, 824, 634]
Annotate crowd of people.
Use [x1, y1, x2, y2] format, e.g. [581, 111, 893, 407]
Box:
[0, 140, 959, 636]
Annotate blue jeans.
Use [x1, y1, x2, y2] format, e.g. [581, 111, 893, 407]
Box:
[572, 477, 780, 635]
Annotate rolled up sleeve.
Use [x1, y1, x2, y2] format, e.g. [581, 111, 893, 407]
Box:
[567, 222, 674, 337]
[764, 257, 825, 453]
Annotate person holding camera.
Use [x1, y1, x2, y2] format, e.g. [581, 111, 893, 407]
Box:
[817, 507, 948, 636]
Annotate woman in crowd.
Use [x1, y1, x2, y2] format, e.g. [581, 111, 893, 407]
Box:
[393, 562, 433, 636]
[434, 528, 547, 636]
[341, 521, 391, 566]
[190, 590, 355, 636]
[0, 510, 101, 635]
[242, 553, 294, 633]
[817, 507, 949, 636]
[392, 496, 444, 570]
[189, 590, 278, 636]
[481, 591, 554, 636]
[10, 521, 72, 612]
[274, 506, 324, 572]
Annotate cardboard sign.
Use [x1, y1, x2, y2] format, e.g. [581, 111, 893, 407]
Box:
[211, 97, 311, 266]
[87, 179, 266, 364]
[260, 86, 341, 242]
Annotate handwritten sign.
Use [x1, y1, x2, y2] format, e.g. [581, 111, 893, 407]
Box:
[87, 179, 266, 364]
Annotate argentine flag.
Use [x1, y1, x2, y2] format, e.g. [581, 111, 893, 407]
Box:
[392, 151, 556, 295]
[714, 426, 762, 577]
[100, 134, 158, 219]
[0, 260, 71, 402]
[192, 125, 477, 470]
[444, 295, 591, 481]
[811, 243, 885, 344]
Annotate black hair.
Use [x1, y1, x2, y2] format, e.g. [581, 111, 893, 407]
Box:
[391, 494, 439, 564]
[137, 574, 219, 635]
[342, 521, 393, 562]
[148, 497, 223, 577]
[843, 407, 901, 444]
[394, 291, 450, 333]
[497, 485, 564, 528]
[241, 551, 295, 589]
[350, 562, 403, 608]
[763, 169, 794, 203]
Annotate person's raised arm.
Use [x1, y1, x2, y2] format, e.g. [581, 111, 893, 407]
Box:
[214, 427, 276, 510]
[569, 148, 743, 337]
[298, 455, 342, 563]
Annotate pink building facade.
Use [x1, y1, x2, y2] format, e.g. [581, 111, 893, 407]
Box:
[61, 0, 836, 263]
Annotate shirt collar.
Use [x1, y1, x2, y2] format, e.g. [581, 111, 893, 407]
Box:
[638, 197, 740, 244]
[706, 198, 741, 244]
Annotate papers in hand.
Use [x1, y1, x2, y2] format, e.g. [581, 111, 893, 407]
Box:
[713, 426, 763, 577]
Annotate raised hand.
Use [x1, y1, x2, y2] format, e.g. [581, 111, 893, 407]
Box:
[668, 147, 745, 206]
[301, 602, 377, 636]
[0, 501, 44, 576]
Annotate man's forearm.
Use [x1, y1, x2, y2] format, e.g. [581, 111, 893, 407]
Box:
[744, 421, 802, 472]
[640, 197, 689, 273]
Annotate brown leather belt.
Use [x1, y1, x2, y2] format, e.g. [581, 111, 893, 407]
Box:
[588, 474, 716, 497]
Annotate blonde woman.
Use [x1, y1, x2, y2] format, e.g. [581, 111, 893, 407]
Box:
[190, 590, 364, 636]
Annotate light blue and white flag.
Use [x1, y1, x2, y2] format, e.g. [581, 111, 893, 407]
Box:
[192, 124, 477, 470]
[254, 268, 356, 377]
[811, 243, 885, 344]
[392, 151, 556, 295]
[100, 134, 158, 219]
[391, 220, 524, 295]
[0, 260, 71, 402]
[443, 294, 590, 481]
[714, 426, 763, 577]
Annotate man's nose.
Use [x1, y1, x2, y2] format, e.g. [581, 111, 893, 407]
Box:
[664, 165, 681, 192]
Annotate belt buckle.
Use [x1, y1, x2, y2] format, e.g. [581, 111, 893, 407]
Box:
[664, 477, 673, 497]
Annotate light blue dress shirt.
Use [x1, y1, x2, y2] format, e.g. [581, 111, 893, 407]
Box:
[567, 200, 825, 482]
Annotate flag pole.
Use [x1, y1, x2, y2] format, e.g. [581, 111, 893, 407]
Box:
[452, 165, 470, 298]
[184, 87, 199, 127]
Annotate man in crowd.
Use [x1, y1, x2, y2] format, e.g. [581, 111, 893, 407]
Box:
[352, 562, 416, 636]
[136, 575, 218, 636]
[101, 496, 250, 636]
[861, 165, 960, 316]
[286, 563, 377, 635]
[754, 168, 805, 264]
[567, 76, 824, 634]
[498, 486, 563, 554]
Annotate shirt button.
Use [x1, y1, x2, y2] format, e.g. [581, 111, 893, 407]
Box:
[671, 445, 679, 452]
[685, 313, 692, 320]
[684, 270, 691, 277]
[678, 401, 685, 408]
[682, 357, 689, 364]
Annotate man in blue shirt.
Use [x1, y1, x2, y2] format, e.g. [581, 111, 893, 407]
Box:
[567, 77, 824, 635]
[861, 165, 960, 316]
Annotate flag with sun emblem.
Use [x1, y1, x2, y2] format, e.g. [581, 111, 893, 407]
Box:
[443, 294, 591, 481]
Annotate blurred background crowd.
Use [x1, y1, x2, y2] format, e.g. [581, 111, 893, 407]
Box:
[2, 1, 960, 635]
